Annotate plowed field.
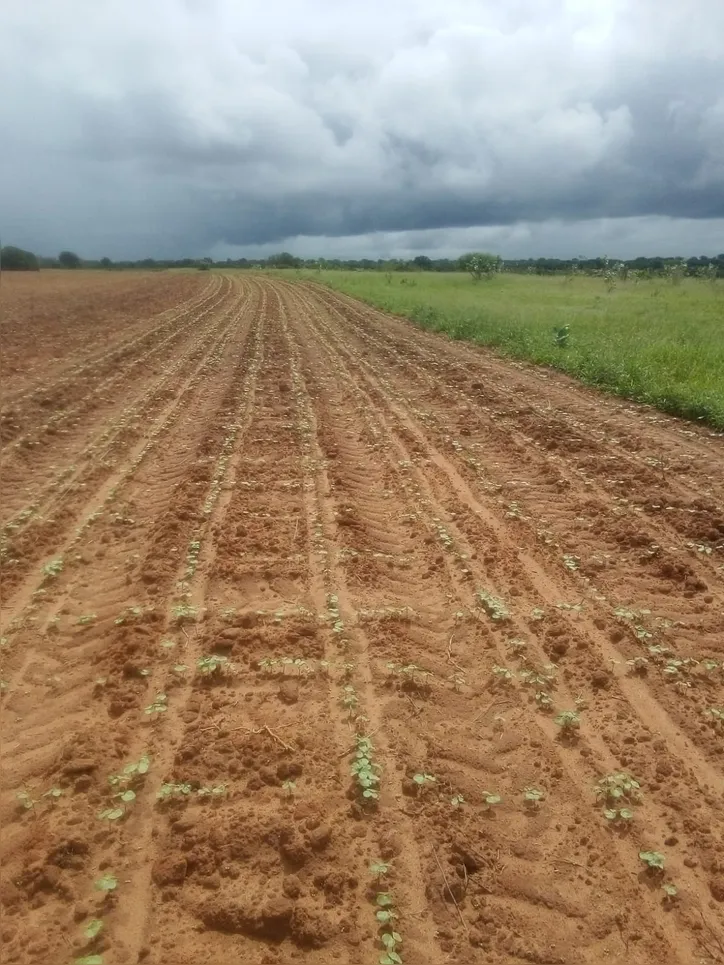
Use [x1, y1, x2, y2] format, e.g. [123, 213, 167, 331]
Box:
[1, 272, 723, 965]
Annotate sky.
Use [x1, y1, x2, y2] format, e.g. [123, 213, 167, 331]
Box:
[2, 0, 723, 261]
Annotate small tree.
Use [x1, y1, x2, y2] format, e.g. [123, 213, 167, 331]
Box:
[100, 257, 112, 269]
[459, 252, 501, 281]
[58, 250, 81, 269]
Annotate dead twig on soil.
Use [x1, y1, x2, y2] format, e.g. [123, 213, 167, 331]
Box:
[552, 857, 588, 871]
[252, 724, 295, 751]
[433, 847, 468, 935]
[698, 910, 724, 962]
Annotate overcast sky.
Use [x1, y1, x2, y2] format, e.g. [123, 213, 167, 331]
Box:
[2, 0, 723, 260]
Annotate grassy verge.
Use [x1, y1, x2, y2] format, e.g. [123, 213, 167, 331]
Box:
[277, 269, 724, 430]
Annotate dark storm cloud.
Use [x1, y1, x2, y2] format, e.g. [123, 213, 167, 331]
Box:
[1, 0, 723, 258]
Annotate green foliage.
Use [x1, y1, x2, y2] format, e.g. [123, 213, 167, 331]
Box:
[302, 270, 724, 430]
[451, 794, 465, 808]
[83, 919, 104, 940]
[42, 558, 64, 579]
[74, 956, 103, 965]
[157, 782, 192, 800]
[144, 694, 168, 715]
[595, 772, 642, 806]
[639, 850, 665, 871]
[412, 772, 436, 790]
[370, 860, 391, 878]
[386, 662, 433, 686]
[604, 806, 634, 822]
[197, 654, 229, 675]
[662, 883, 678, 899]
[482, 791, 502, 807]
[477, 590, 510, 621]
[554, 710, 580, 731]
[58, 250, 81, 268]
[523, 787, 544, 806]
[16, 790, 38, 810]
[459, 251, 501, 280]
[554, 325, 570, 347]
[282, 780, 296, 797]
[94, 873, 118, 892]
[351, 734, 380, 801]
[1, 245, 39, 270]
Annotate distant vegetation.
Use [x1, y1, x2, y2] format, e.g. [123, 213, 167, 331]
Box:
[0, 246, 39, 270]
[287, 267, 724, 430]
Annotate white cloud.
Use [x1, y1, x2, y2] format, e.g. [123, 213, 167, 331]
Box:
[1, 0, 722, 257]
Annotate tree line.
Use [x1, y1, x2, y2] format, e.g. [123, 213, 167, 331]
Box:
[2, 245, 723, 277]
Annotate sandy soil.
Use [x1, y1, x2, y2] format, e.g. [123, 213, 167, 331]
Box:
[1, 272, 723, 965]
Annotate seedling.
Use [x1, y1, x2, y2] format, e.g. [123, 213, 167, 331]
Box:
[114, 605, 144, 625]
[43, 787, 63, 802]
[108, 754, 150, 789]
[554, 710, 580, 733]
[478, 590, 510, 622]
[627, 656, 649, 675]
[386, 662, 433, 687]
[16, 790, 38, 811]
[197, 654, 229, 676]
[520, 665, 557, 688]
[172, 602, 197, 623]
[662, 883, 678, 901]
[595, 772, 641, 807]
[412, 772, 437, 792]
[523, 787, 544, 807]
[77, 613, 97, 626]
[341, 684, 359, 714]
[604, 807, 634, 823]
[75, 956, 104, 965]
[700, 659, 720, 673]
[83, 919, 104, 940]
[351, 734, 381, 801]
[451, 794, 465, 808]
[42, 558, 64, 579]
[94, 873, 118, 892]
[370, 860, 391, 878]
[375, 891, 397, 923]
[639, 850, 665, 872]
[563, 554, 580, 571]
[447, 670, 466, 692]
[492, 665, 514, 682]
[482, 791, 502, 808]
[157, 782, 192, 800]
[282, 780, 296, 798]
[97, 806, 125, 822]
[144, 694, 168, 715]
[197, 784, 227, 797]
[706, 708, 724, 726]
[535, 691, 553, 709]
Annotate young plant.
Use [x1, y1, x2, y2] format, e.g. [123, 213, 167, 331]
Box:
[16, 789, 38, 811]
[197, 784, 227, 798]
[77, 613, 97, 626]
[282, 780, 296, 798]
[604, 807, 634, 824]
[554, 710, 580, 734]
[482, 791, 502, 809]
[197, 654, 230, 676]
[523, 787, 544, 807]
[451, 794, 465, 808]
[520, 665, 557, 688]
[706, 707, 724, 727]
[172, 602, 197, 624]
[662, 883, 678, 901]
[370, 860, 391, 879]
[491, 665, 514, 682]
[42, 558, 64, 579]
[626, 656, 649, 675]
[144, 693, 168, 715]
[639, 850, 665, 872]
[351, 734, 380, 802]
[412, 772, 437, 793]
[375, 892, 403, 964]
[108, 755, 150, 790]
[341, 684, 359, 715]
[157, 782, 192, 801]
[594, 772, 642, 806]
[74, 956, 104, 965]
[478, 589, 510, 622]
[83, 919, 104, 941]
[94, 873, 118, 893]
[535, 690, 553, 709]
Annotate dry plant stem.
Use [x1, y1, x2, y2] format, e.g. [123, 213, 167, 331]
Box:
[433, 847, 468, 934]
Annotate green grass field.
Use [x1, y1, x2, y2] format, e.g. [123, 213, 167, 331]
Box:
[286, 269, 724, 430]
